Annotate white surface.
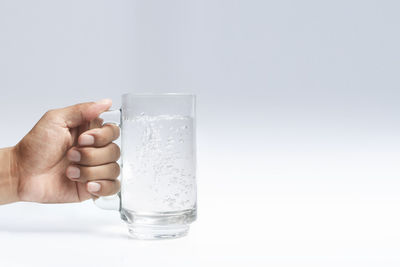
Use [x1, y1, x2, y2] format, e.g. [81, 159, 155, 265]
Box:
[1, 137, 400, 266]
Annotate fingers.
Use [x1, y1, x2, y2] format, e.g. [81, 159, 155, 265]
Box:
[67, 143, 120, 166]
[45, 99, 112, 128]
[78, 124, 120, 147]
[63, 110, 120, 198]
[66, 162, 120, 182]
[66, 140, 121, 198]
[87, 180, 121, 196]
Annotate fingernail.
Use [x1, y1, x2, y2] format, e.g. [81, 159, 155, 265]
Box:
[87, 182, 101, 193]
[66, 166, 80, 179]
[96, 98, 112, 106]
[79, 135, 95, 146]
[68, 150, 81, 162]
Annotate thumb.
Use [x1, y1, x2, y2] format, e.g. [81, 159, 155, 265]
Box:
[55, 99, 112, 128]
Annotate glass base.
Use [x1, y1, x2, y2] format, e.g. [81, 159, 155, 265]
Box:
[120, 208, 196, 240]
[128, 224, 189, 240]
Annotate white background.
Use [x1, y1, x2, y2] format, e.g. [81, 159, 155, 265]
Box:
[1, 0, 400, 266]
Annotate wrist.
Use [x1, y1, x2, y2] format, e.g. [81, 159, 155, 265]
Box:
[0, 146, 20, 204]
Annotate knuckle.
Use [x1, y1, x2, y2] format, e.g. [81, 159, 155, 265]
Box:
[113, 180, 121, 193]
[113, 125, 120, 139]
[72, 104, 85, 120]
[104, 124, 119, 139]
[111, 162, 120, 177]
[43, 109, 57, 120]
[101, 180, 120, 195]
[106, 180, 120, 195]
[110, 143, 121, 159]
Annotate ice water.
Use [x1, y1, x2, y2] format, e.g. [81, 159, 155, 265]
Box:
[121, 114, 196, 214]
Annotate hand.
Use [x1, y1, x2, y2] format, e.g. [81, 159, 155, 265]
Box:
[10, 99, 120, 203]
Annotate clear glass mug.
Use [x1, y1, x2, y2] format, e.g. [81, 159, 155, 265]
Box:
[95, 93, 197, 239]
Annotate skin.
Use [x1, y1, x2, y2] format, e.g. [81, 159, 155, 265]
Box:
[0, 99, 121, 205]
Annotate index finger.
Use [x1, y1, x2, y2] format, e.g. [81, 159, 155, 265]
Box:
[78, 123, 120, 147]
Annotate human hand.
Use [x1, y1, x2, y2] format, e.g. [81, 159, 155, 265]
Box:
[8, 99, 120, 203]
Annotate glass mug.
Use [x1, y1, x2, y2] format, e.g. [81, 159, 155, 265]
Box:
[95, 93, 197, 239]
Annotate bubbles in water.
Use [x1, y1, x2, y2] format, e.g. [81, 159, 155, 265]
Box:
[121, 114, 196, 212]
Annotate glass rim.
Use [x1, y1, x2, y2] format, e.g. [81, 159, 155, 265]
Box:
[123, 93, 196, 98]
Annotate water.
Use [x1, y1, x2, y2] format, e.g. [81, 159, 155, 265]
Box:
[121, 114, 196, 213]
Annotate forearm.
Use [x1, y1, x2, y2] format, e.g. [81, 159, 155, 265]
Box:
[0, 147, 19, 204]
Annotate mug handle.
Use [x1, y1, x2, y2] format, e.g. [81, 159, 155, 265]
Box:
[93, 109, 122, 211]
